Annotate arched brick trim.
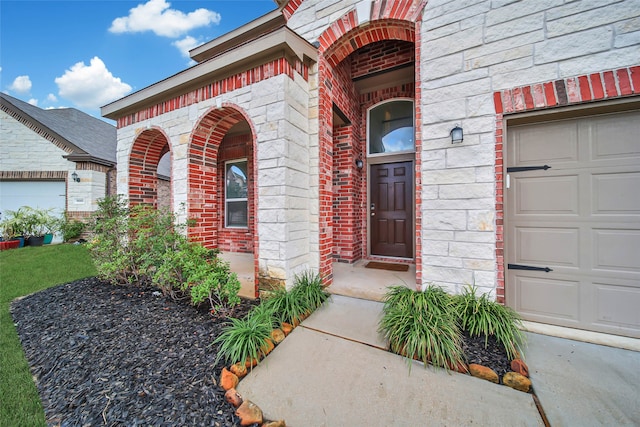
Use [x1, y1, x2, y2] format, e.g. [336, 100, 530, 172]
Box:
[492, 65, 640, 304]
[129, 127, 171, 207]
[317, 5, 425, 285]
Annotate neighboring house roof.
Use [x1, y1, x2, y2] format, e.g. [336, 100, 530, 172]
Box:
[1, 92, 116, 166]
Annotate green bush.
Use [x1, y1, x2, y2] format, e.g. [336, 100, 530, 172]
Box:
[213, 310, 274, 366]
[378, 285, 464, 370]
[453, 285, 525, 360]
[59, 214, 86, 242]
[262, 270, 329, 326]
[87, 195, 240, 314]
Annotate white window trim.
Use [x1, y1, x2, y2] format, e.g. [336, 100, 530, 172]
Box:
[366, 98, 415, 158]
[225, 158, 248, 229]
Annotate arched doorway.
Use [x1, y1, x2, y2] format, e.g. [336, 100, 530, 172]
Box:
[129, 127, 171, 207]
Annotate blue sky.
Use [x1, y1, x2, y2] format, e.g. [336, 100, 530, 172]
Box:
[1, 0, 277, 120]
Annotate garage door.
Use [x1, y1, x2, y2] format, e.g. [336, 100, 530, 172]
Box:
[505, 109, 640, 338]
[0, 181, 66, 216]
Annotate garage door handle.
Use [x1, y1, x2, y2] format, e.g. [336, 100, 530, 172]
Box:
[506, 165, 551, 173]
[508, 264, 553, 273]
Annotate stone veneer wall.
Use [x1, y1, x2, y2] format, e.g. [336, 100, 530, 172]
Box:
[419, 0, 639, 297]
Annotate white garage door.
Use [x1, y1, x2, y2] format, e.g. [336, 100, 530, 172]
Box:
[0, 181, 66, 217]
[505, 109, 640, 339]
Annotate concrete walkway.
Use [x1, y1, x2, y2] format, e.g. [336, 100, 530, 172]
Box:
[238, 295, 544, 426]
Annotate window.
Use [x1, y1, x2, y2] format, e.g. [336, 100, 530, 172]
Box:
[368, 100, 415, 155]
[225, 160, 248, 227]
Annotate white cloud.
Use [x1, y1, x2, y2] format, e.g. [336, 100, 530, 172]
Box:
[109, 0, 221, 38]
[47, 93, 58, 102]
[28, 98, 38, 106]
[10, 75, 32, 94]
[173, 35, 199, 58]
[54, 57, 132, 109]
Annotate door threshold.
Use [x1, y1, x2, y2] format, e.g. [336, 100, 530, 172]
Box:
[521, 321, 640, 352]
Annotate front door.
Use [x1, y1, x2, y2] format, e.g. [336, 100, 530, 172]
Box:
[370, 161, 413, 258]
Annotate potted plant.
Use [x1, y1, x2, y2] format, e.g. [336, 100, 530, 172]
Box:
[1, 207, 30, 247]
[0, 217, 20, 250]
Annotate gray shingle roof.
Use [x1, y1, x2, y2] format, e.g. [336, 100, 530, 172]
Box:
[1, 92, 116, 165]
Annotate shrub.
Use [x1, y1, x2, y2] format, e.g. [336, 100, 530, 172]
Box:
[291, 270, 329, 313]
[213, 311, 274, 366]
[59, 214, 86, 242]
[87, 195, 241, 314]
[453, 285, 525, 360]
[378, 285, 465, 370]
[262, 270, 329, 326]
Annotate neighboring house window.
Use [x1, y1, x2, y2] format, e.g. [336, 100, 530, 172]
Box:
[368, 99, 415, 155]
[225, 159, 248, 228]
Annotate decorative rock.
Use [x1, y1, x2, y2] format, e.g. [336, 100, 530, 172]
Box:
[224, 388, 243, 408]
[244, 357, 259, 369]
[230, 362, 248, 379]
[447, 360, 469, 374]
[281, 323, 293, 336]
[468, 363, 499, 384]
[510, 358, 529, 377]
[262, 420, 286, 427]
[260, 338, 275, 357]
[220, 368, 239, 391]
[271, 328, 285, 344]
[236, 400, 263, 426]
[503, 371, 532, 392]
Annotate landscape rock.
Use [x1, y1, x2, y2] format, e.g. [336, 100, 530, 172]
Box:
[236, 400, 263, 426]
[468, 363, 499, 384]
[230, 362, 248, 378]
[224, 388, 243, 408]
[281, 323, 293, 336]
[260, 338, 275, 357]
[271, 328, 285, 344]
[447, 360, 469, 374]
[503, 371, 532, 392]
[510, 358, 529, 377]
[220, 367, 239, 390]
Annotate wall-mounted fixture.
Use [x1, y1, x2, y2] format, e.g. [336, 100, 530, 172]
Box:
[71, 171, 80, 182]
[355, 158, 364, 169]
[450, 125, 463, 144]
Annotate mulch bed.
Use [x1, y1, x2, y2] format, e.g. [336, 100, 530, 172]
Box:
[11, 277, 257, 426]
[11, 277, 513, 425]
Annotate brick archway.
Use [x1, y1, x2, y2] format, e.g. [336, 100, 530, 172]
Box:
[187, 104, 257, 250]
[129, 127, 171, 207]
[316, 6, 425, 285]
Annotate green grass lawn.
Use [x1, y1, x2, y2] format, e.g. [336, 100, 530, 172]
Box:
[0, 244, 97, 427]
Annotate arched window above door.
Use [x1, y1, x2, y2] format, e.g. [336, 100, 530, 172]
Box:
[368, 99, 415, 156]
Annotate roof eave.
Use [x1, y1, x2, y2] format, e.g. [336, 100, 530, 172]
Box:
[101, 26, 317, 120]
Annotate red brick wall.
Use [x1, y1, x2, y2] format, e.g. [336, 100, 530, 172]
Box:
[493, 65, 640, 303]
[217, 133, 254, 253]
[129, 127, 170, 207]
[351, 40, 414, 80]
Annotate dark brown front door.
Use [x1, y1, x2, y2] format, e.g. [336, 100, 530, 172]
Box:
[370, 161, 413, 258]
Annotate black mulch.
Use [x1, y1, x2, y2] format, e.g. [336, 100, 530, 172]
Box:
[11, 277, 514, 426]
[11, 277, 258, 427]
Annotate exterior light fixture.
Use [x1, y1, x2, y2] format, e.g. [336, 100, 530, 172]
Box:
[71, 171, 80, 182]
[355, 158, 364, 169]
[450, 125, 463, 144]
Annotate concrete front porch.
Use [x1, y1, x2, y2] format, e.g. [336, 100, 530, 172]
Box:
[221, 252, 416, 302]
[328, 260, 416, 301]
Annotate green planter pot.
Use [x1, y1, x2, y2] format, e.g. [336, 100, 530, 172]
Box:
[43, 233, 54, 244]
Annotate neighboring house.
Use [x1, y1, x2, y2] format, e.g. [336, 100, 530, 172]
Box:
[0, 92, 117, 222]
[102, 0, 640, 340]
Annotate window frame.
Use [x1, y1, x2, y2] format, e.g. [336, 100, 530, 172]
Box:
[366, 98, 415, 157]
[224, 158, 248, 229]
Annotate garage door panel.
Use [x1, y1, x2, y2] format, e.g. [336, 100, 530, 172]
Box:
[515, 176, 579, 215]
[594, 284, 640, 333]
[517, 276, 580, 321]
[513, 121, 578, 164]
[592, 173, 640, 214]
[507, 108, 640, 338]
[590, 112, 640, 161]
[593, 229, 640, 274]
[516, 227, 579, 267]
